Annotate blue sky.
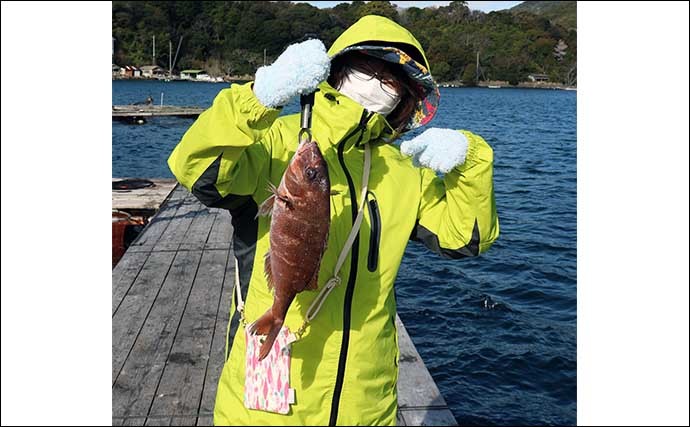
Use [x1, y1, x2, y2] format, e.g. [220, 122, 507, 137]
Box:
[292, 1, 524, 12]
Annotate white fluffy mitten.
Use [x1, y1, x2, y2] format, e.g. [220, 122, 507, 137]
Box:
[400, 128, 470, 173]
[253, 39, 331, 108]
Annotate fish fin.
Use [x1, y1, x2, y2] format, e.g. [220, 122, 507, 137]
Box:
[266, 181, 279, 196]
[266, 181, 295, 209]
[264, 251, 274, 291]
[248, 308, 274, 335]
[255, 181, 283, 218]
[305, 271, 319, 291]
[256, 195, 275, 218]
[248, 309, 284, 361]
[278, 193, 294, 209]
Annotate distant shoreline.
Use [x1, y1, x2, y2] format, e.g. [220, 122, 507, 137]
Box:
[113, 76, 575, 90]
[438, 80, 576, 90]
[112, 75, 250, 83]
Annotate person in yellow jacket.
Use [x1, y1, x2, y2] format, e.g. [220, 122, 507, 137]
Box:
[168, 15, 499, 426]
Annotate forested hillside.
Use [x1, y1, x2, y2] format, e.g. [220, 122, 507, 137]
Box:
[112, 1, 576, 84]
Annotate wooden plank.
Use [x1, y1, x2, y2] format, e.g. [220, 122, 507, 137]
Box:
[206, 210, 233, 243]
[398, 408, 458, 426]
[396, 315, 451, 410]
[112, 110, 203, 118]
[112, 105, 204, 118]
[147, 249, 228, 418]
[130, 189, 186, 247]
[204, 210, 232, 251]
[198, 250, 234, 415]
[155, 242, 185, 252]
[127, 244, 155, 254]
[152, 195, 202, 252]
[154, 190, 204, 241]
[112, 178, 177, 184]
[113, 194, 174, 211]
[165, 185, 190, 202]
[116, 417, 146, 426]
[396, 410, 408, 426]
[112, 250, 149, 316]
[185, 208, 216, 243]
[144, 417, 170, 426]
[196, 416, 213, 426]
[171, 417, 197, 426]
[112, 251, 176, 384]
[112, 250, 203, 418]
[396, 315, 458, 425]
[112, 179, 177, 211]
[178, 208, 216, 251]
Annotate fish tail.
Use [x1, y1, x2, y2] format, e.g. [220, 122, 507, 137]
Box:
[248, 308, 284, 361]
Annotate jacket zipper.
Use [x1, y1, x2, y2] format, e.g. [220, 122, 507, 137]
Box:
[367, 193, 381, 272]
[329, 110, 373, 426]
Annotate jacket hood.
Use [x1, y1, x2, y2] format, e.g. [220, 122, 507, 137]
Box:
[327, 15, 440, 132]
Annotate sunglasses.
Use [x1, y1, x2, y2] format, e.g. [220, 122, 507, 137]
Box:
[345, 60, 407, 98]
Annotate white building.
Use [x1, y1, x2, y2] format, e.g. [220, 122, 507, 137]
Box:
[120, 66, 141, 78]
[528, 73, 549, 82]
[140, 65, 165, 78]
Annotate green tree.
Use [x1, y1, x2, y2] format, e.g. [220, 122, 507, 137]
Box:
[357, 1, 398, 22]
[111, 0, 576, 83]
[433, 61, 452, 82]
[461, 63, 477, 86]
[553, 39, 567, 62]
[400, 6, 423, 25]
[445, 1, 470, 24]
[505, 69, 521, 86]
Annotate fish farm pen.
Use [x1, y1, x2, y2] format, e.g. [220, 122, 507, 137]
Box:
[112, 184, 458, 426]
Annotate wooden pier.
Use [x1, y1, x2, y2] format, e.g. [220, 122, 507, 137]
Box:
[112, 178, 178, 214]
[112, 185, 458, 426]
[112, 105, 205, 120]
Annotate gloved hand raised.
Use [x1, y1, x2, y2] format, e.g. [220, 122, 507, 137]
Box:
[253, 39, 331, 109]
[400, 128, 470, 173]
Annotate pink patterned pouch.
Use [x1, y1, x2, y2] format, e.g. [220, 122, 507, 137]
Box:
[244, 326, 296, 414]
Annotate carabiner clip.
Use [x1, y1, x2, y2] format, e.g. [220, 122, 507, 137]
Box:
[299, 92, 316, 144]
[298, 128, 312, 144]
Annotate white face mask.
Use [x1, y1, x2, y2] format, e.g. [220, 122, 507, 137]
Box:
[337, 69, 401, 115]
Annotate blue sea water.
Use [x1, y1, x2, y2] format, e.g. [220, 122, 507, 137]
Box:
[113, 80, 576, 425]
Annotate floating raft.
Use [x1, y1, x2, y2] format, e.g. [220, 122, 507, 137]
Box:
[112, 178, 178, 213]
[112, 105, 205, 120]
[112, 185, 458, 426]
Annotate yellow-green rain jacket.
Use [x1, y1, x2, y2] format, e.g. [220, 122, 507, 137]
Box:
[168, 15, 499, 426]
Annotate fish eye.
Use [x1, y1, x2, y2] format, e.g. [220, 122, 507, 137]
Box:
[305, 168, 317, 180]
